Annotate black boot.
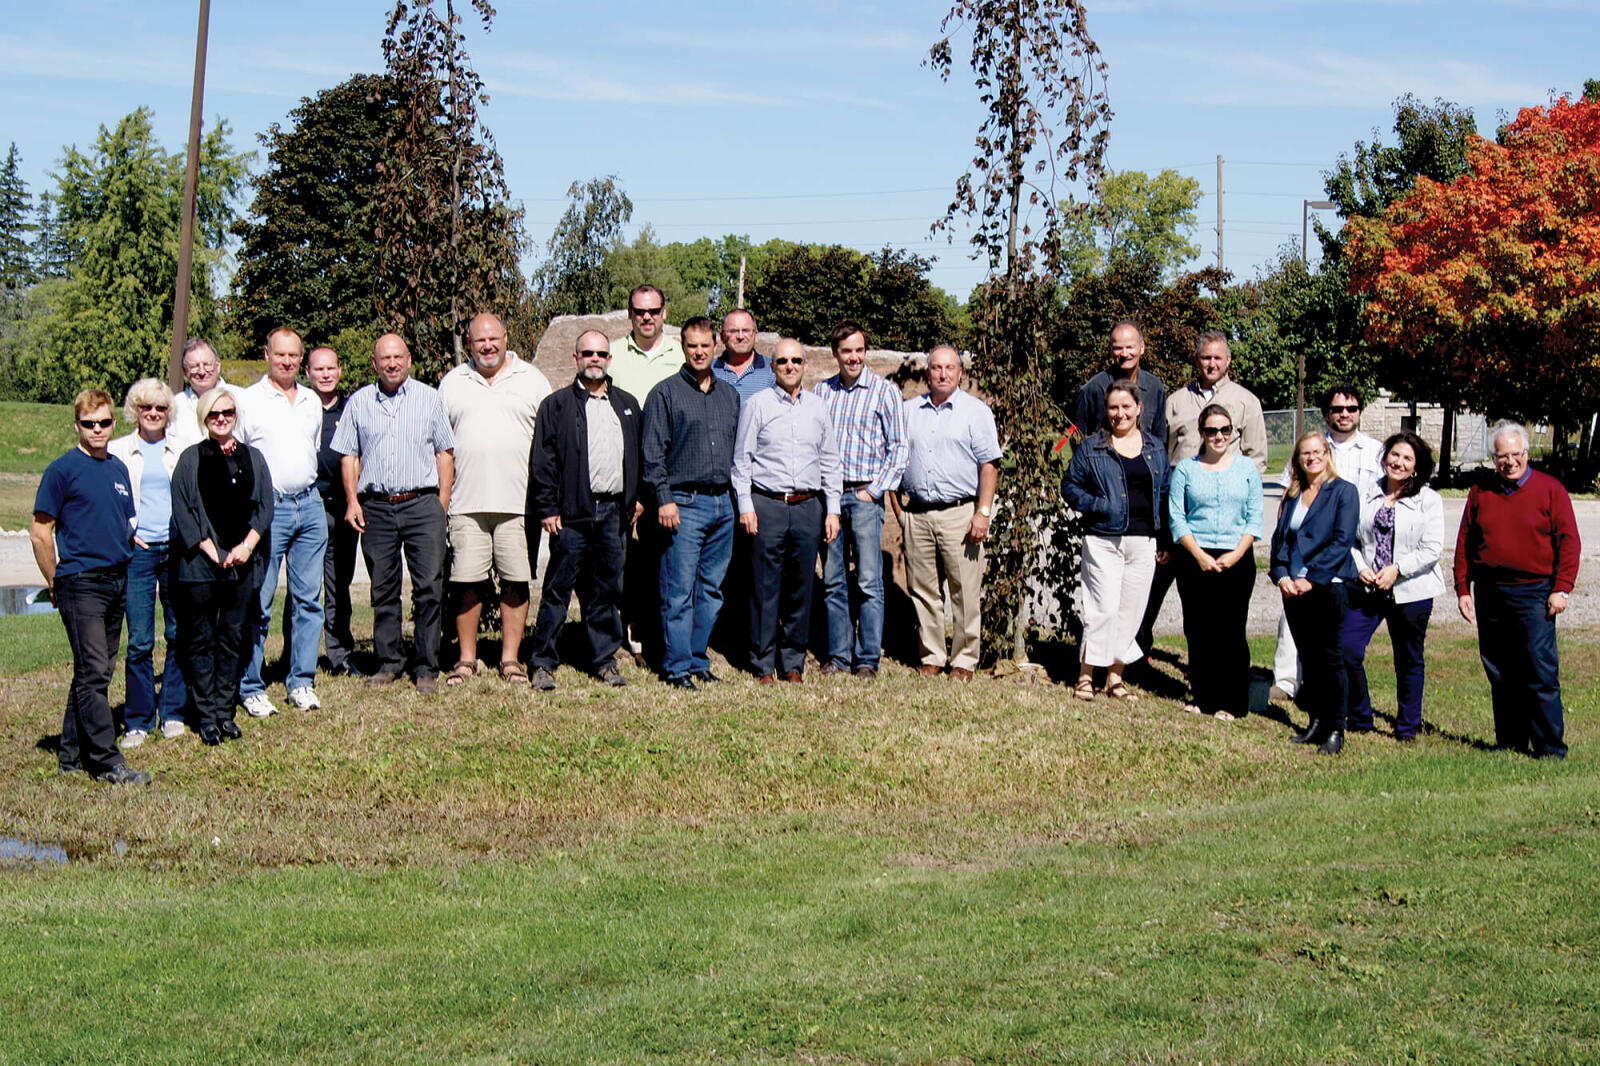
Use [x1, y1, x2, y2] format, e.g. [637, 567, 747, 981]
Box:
[1289, 718, 1324, 744]
[1316, 730, 1345, 755]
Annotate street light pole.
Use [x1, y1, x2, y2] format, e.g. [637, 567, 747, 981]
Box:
[1295, 199, 1337, 441]
[168, 0, 211, 393]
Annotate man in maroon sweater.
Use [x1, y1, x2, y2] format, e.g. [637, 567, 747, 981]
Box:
[1455, 422, 1579, 759]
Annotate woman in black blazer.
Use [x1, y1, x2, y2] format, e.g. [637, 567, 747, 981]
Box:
[1270, 432, 1359, 754]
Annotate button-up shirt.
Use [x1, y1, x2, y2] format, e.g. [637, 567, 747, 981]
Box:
[586, 389, 625, 495]
[731, 385, 843, 514]
[437, 352, 551, 515]
[641, 365, 741, 500]
[900, 387, 1004, 503]
[609, 333, 684, 408]
[712, 352, 776, 405]
[812, 367, 907, 499]
[168, 378, 245, 452]
[1281, 430, 1384, 496]
[330, 378, 455, 494]
[237, 375, 322, 496]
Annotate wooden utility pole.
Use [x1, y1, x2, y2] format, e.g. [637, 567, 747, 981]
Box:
[168, 0, 211, 392]
[1214, 155, 1224, 272]
[737, 255, 747, 308]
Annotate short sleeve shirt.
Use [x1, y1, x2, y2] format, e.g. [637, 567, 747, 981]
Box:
[34, 448, 136, 576]
[900, 388, 1003, 502]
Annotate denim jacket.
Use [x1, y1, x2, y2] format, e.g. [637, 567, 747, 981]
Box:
[1061, 431, 1170, 537]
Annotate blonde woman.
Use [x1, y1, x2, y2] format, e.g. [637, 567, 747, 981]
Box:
[1270, 432, 1359, 754]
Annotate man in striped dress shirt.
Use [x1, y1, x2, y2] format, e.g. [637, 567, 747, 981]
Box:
[332, 334, 456, 693]
[813, 321, 908, 679]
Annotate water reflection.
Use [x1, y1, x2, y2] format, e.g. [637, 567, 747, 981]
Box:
[0, 838, 69, 865]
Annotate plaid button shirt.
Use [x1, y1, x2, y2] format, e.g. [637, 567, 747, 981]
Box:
[812, 367, 907, 498]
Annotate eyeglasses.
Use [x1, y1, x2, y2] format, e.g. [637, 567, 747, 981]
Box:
[77, 418, 114, 429]
[205, 408, 237, 422]
[773, 357, 803, 367]
[1327, 404, 1359, 414]
[1201, 425, 1233, 436]
[1493, 451, 1527, 462]
[137, 403, 169, 413]
[578, 349, 610, 359]
[629, 306, 663, 317]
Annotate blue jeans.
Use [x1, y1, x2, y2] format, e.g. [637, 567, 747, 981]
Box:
[1475, 580, 1565, 758]
[123, 542, 186, 732]
[822, 491, 885, 670]
[1341, 592, 1431, 737]
[658, 490, 734, 679]
[242, 487, 328, 695]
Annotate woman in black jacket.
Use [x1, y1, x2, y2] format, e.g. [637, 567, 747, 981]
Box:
[170, 388, 274, 746]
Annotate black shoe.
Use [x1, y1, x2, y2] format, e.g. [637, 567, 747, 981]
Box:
[665, 676, 698, 691]
[597, 663, 626, 687]
[1347, 721, 1375, 734]
[530, 666, 557, 692]
[1289, 718, 1324, 744]
[58, 762, 84, 777]
[1316, 730, 1345, 755]
[693, 670, 721, 683]
[199, 725, 223, 746]
[218, 719, 243, 741]
[96, 763, 152, 785]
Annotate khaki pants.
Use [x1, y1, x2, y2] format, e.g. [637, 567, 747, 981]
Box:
[902, 502, 984, 670]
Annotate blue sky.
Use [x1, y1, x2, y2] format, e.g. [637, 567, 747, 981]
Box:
[2, 0, 1593, 301]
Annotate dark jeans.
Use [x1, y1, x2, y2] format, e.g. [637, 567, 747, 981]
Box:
[1475, 580, 1566, 758]
[55, 566, 128, 774]
[1341, 590, 1432, 737]
[529, 500, 627, 673]
[748, 494, 824, 676]
[323, 503, 359, 670]
[623, 502, 663, 666]
[178, 577, 256, 731]
[1282, 581, 1349, 731]
[1175, 550, 1255, 715]
[361, 493, 446, 678]
[123, 542, 186, 732]
[1135, 551, 1177, 661]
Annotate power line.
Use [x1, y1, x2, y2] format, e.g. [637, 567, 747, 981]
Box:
[520, 185, 950, 205]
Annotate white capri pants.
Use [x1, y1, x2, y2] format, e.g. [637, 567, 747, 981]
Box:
[1079, 533, 1157, 667]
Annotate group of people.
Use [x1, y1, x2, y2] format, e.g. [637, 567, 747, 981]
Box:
[1062, 321, 1578, 759]
[29, 296, 1577, 785]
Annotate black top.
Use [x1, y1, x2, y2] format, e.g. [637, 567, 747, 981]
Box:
[641, 365, 741, 501]
[527, 379, 643, 524]
[1120, 451, 1156, 536]
[316, 395, 347, 506]
[170, 441, 275, 585]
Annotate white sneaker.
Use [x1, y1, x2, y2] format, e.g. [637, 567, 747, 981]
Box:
[286, 686, 321, 711]
[160, 720, 188, 740]
[242, 692, 278, 718]
[122, 729, 148, 749]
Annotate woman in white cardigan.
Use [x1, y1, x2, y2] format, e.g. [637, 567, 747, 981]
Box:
[1341, 430, 1444, 740]
[106, 378, 188, 745]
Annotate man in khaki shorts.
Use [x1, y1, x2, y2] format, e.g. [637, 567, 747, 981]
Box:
[438, 312, 552, 683]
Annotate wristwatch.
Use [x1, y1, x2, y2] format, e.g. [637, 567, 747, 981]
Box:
[977, 504, 992, 517]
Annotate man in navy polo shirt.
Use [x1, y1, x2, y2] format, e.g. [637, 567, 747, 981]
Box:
[29, 389, 151, 784]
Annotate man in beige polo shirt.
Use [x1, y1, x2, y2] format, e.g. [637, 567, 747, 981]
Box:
[608, 284, 682, 408]
[438, 312, 552, 683]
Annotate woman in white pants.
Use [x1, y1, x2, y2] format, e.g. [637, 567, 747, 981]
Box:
[1062, 381, 1171, 701]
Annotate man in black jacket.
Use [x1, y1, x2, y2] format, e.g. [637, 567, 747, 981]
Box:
[525, 329, 643, 689]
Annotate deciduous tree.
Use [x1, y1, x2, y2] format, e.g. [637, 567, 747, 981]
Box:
[1059, 168, 1200, 281]
[532, 175, 632, 319]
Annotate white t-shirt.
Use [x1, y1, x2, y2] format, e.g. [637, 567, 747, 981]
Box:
[437, 352, 552, 514]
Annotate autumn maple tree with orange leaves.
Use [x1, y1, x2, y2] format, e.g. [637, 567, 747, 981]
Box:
[1346, 96, 1600, 434]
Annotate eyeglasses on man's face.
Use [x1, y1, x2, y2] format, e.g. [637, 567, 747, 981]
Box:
[629, 305, 663, 317]
[77, 418, 114, 429]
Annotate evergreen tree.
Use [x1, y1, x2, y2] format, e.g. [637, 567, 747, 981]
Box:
[30, 192, 70, 279]
[0, 143, 33, 289]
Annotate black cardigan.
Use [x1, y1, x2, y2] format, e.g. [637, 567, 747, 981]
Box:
[169, 441, 275, 584]
[526, 379, 642, 523]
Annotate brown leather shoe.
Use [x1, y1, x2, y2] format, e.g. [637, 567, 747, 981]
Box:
[949, 667, 973, 683]
[852, 666, 878, 680]
[918, 665, 942, 677]
[364, 671, 401, 687]
[756, 673, 776, 685]
[782, 670, 803, 684]
[415, 674, 439, 694]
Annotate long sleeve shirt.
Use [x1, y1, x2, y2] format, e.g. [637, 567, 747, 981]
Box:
[731, 385, 842, 514]
[1163, 376, 1268, 473]
[641, 365, 741, 500]
[1167, 456, 1263, 550]
[812, 367, 907, 498]
[1453, 469, 1580, 594]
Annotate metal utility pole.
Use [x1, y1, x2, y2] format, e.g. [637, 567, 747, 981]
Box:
[168, 0, 211, 393]
[1295, 199, 1337, 441]
[1215, 155, 1224, 272]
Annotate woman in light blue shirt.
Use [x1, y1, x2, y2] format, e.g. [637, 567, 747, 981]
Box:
[1168, 403, 1262, 720]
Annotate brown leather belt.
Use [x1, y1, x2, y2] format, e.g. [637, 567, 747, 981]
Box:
[753, 487, 820, 504]
[360, 488, 438, 504]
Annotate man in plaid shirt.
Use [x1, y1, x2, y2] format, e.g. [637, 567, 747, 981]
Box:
[813, 321, 908, 679]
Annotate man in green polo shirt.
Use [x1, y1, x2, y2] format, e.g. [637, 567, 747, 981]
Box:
[608, 284, 683, 404]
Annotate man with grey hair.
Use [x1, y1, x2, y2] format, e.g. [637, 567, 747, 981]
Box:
[1453, 421, 1579, 759]
[168, 338, 244, 450]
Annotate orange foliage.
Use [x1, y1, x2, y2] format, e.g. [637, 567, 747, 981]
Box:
[1346, 96, 1600, 419]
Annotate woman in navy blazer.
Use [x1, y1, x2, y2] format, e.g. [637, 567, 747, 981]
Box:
[1270, 431, 1359, 754]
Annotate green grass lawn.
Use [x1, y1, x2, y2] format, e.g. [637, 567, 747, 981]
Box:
[1, 601, 1595, 1064]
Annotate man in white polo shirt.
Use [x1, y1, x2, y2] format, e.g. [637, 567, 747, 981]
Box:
[236, 326, 328, 715]
[438, 312, 552, 684]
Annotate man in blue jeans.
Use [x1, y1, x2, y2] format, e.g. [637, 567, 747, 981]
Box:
[813, 321, 908, 679]
[237, 326, 329, 716]
[641, 317, 741, 689]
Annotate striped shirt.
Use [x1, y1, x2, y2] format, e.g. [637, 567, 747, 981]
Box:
[330, 377, 455, 494]
[812, 367, 907, 498]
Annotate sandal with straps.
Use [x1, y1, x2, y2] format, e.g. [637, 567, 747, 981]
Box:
[1073, 678, 1096, 701]
[1105, 681, 1139, 702]
[445, 660, 479, 686]
[497, 661, 529, 684]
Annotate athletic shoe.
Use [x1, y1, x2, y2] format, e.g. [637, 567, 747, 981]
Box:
[242, 692, 278, 718]
[286, 686, 321, 711]
[121, 729, 148, 749]
[160, 720, 188, 740]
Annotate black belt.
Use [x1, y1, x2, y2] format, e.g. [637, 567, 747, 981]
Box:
[591, 492, 623, 503]
[753, 487, 820, 504]
[359, 488, 438, 504]
[670, 482, 730, 495]
[903, 494, 976, 514]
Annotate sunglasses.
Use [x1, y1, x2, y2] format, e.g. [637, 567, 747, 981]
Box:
[578, 349, 610, 359]
[629, 306, 663, 317]
[1326, 404, 1359, 414]
[773, 357, 804, 367]
[1201, 425, 1233, 436]
[205, 408, 237, 422]
[137, 403, 169, 413]
[77, 418, 114, 429]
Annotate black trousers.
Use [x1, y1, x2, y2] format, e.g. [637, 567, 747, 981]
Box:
[55, 566, 128, 774]
[622, 496, 663, 666]
[748, 494, 824, 676]
[528, 500, 627, 673]
[1134, 552, 1177, 659]
[1282, 581, 1349, 730]
[322, 502, 360, 670]
[1175, 551, 1255, 715]
[361, 493, 446, 678]
[1476, 580, 1566, 758]
[178, 577, 256, 730]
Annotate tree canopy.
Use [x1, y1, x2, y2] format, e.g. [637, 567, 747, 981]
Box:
[0, 144, 33, 290]
[1059, 168, 1201, 281]
[747, 244, 958, 350]
[533, 175, 633, 319]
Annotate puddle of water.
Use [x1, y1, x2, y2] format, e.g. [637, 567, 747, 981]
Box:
[0, 586, 56, 617]
[0, 838, 69, 865]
